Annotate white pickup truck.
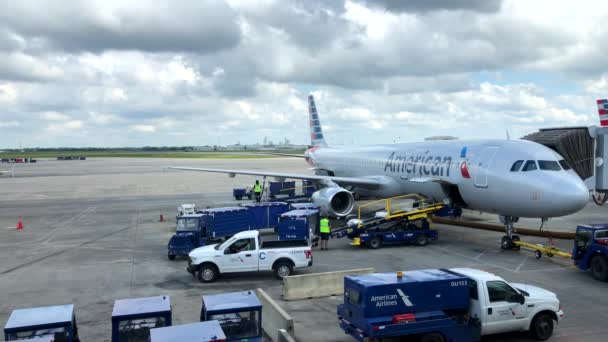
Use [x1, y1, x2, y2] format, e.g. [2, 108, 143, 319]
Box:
[187, 230, 313, 283]
[452, 268, 564, 340]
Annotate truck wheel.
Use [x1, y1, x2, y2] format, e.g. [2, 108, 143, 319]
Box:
[368, 237, 382, 249]
[535, 250, 542, 259]
[353, 192, 361, 200]
[274, 261, 293, 279]
[168, 252, 176, 261]
[590, 255, 608, 281]
[235, 195, 242, 200]
[198, 264, 219, 283]
[501, 236, 512, 250]
[420, 333, 445, 342]
[416, 234, 429, 246]
[530, 313, 554, 341]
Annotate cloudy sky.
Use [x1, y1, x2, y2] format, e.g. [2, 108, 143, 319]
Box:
[1, 0, 607, 148]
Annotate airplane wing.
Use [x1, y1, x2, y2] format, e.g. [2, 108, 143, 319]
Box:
[256, 152, 307, 158]
[168, 166, 384, 188]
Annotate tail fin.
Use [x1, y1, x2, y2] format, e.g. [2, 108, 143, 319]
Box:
[308, 94, 328, 147]
[597, 99, 608, 126]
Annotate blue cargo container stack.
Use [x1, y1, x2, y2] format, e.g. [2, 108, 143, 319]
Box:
[239, 202, 290, 229]
[277, 209, 319, 241]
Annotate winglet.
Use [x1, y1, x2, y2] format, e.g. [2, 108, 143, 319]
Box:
[597, 99, 608, 126]
[308, 94, 328, 147]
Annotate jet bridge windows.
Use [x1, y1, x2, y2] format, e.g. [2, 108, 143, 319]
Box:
[510, 160, 524, 172]
[522, 160, 538, 172]
[538, 160, 561, 171]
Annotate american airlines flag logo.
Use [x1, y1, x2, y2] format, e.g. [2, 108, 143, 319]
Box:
[597, 99, 608, 126]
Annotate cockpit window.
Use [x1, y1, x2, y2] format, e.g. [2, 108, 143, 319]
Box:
[510, 160, 524, 172]
[522, 160, 537, 172]
[538, 160, 561, 171]
[559, 159, 571, 170]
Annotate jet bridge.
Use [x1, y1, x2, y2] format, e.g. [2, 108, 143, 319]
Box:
[522, 125, 608, 205]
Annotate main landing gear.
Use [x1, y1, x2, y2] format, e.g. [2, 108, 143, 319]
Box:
[500, 216, 520, 250]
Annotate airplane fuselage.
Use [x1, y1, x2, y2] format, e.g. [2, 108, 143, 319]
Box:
[307, 139, 589, 218]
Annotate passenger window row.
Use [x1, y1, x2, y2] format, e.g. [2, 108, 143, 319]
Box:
[510, 159, 570, 172]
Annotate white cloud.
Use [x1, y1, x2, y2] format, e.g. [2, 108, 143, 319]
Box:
[41, 111, 70, 121]
[47, 120, 83, 132]
[0, 120, 19, 128]
[129, 124, 156, 133]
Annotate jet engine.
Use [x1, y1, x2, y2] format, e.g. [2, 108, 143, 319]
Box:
[311, 187, 355, 217]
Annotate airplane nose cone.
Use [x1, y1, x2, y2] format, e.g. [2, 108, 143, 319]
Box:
[561, 178, 589, 214]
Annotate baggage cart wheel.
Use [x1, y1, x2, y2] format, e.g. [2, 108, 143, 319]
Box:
[368, 237, 382, 249]
[590, 255, 608, 281]
[530, 313, 554, 341]
[247, 193, 252, 200]
[501, 236, 512, 250]
[420, 333, 446, 342]
[235, 195, 242, 200]
[168, 252, 176, 260]
[546, 252, 554, 258]
[416, 234, 429, 246]
[535, 250, 542, 259]
[198, 264, 219, 283]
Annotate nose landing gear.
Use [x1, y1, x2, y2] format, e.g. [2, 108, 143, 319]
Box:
[500, 216, 521, 250]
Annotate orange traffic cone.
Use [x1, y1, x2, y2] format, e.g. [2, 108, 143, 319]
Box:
[16, 216, 23, 230]
[159, 214, 165, 222]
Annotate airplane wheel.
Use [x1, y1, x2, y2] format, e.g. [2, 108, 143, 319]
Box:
[501, 236, 512, 250]
[535, 250, 542, 259]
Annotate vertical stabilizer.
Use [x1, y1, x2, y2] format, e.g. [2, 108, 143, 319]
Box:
[308, 94, 328, 147]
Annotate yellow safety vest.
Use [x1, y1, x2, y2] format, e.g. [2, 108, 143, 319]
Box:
[320, 218, 330, 233]
[254, 184, 262, 193]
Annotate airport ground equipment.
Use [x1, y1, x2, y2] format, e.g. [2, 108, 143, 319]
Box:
[338, 268, 563, 342]
[572, 224, 608, 281]
[4, 304, 80, 341]
[150, 321, 226, 342]
[187, 230, 312, 282]
[359, 220, 438, 249]
[111, 295, 172, 342]
[168, 208, 254, 260]
[240, 202, 290, 229]
[512, 238, 572, 260]
[200, 291, 262, 342]
[277, 209, 319, 241]
[269, 181, 296, 199]
[177, 204, 196, 218]
[232, 187, 252, 200]
[326, 194, 444, 245]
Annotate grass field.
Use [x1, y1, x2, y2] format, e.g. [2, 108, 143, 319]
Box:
[0, 151, 287, 159]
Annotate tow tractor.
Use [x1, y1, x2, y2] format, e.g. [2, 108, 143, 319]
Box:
[4, 304, 80, 341]
[572, 224, 608, 281]
[338, 268, 563, 342]
[111, 295, 172, 342]
[325, 194, 443, 248]
[200, 290, 262, 342]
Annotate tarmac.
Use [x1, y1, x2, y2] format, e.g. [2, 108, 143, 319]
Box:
[0, 157, 607, 341]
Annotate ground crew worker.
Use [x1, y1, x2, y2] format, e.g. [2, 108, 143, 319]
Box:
[319, 216, 331, 250]
[253, 180, 262, 202]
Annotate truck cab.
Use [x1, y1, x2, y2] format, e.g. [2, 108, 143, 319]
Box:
[572, 224, 608, 281]
[111, 295, 172, 342]
[451, 268, 563, 340]
[168, 214, 206, 260]
[4, 304, 80, 341]
[200, 291, 262, 342]
[177, 204, 196, 218]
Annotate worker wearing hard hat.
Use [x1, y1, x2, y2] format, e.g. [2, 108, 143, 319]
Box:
[319, 216, 331, 250]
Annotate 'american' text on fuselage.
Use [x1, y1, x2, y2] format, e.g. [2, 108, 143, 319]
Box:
[384, 152, 453, 177]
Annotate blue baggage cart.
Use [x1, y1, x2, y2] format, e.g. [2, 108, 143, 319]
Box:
[200, 290, 262, 342]
[4, 304, 80, 341]
[278, 209, 319, 240]
[111, 295, 172, 342]
[150, 321, 225, 342]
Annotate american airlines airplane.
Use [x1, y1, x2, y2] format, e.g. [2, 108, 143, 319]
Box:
[171, 95, 589, 248]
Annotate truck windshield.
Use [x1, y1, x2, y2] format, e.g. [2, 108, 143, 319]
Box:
[176, 218, 199, 231]
[209, 310, 260, 339]
[7, 327, 67, 340]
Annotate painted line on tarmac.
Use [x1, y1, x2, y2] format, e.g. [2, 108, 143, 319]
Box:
[514, 255, 529, 273]
[0, 222, 134, 276]
[429, 245, 517, 273]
